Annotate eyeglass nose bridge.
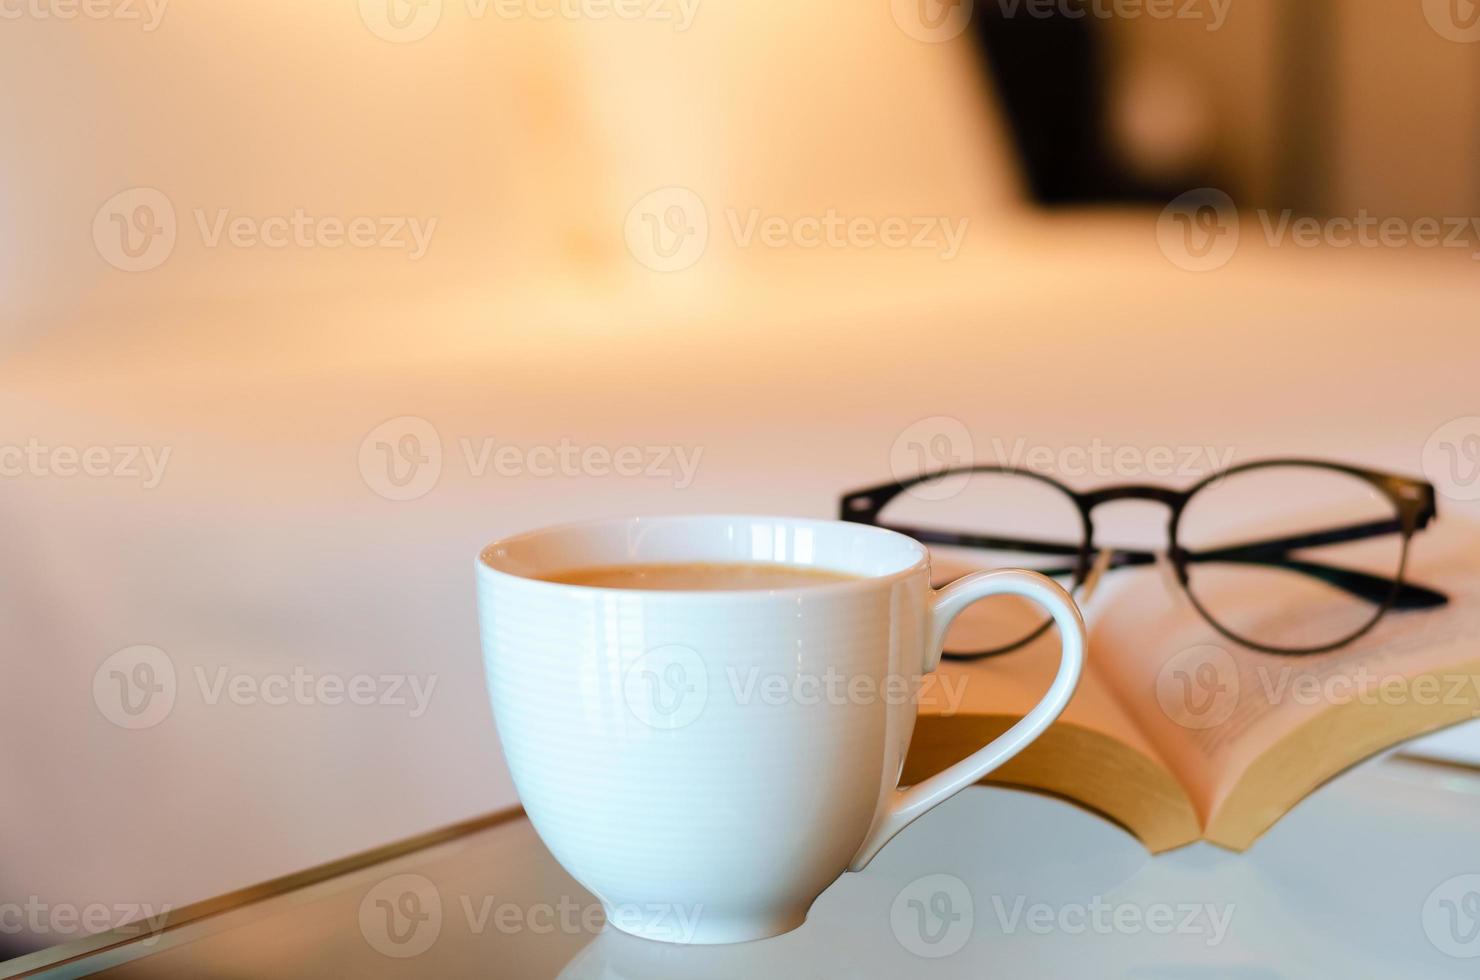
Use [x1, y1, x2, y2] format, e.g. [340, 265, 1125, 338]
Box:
[1078, 484, 1189, 511]
[1075, 485, 1193, 589]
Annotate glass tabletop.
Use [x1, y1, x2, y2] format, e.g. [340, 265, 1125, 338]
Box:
[11, 753, 1480, 979]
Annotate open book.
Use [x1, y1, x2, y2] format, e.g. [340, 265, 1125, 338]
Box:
[903, 523, 1480, 853]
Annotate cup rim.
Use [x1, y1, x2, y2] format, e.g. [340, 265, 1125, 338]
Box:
[477, 513, 930, 600]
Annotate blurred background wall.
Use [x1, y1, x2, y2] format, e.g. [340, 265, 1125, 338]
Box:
[0, 1, 1021, 336]
[6, 0, 1478, 340]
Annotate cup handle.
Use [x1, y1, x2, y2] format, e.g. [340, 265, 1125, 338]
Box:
[848, 569, 1086, 871]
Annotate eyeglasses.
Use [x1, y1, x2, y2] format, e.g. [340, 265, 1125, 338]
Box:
[840, 459, 1445, 658]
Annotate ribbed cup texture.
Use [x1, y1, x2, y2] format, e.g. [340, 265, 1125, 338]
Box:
[480, 567, 930, 943]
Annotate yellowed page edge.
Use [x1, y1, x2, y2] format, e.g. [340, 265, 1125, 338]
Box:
[1204, 657, 1480, 850]
[904, 715, 1202, 854]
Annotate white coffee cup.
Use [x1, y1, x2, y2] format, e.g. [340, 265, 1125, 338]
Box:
[477, 515, 1085, 945]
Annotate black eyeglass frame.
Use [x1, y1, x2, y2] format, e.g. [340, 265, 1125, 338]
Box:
[840, 458, 1443, 657]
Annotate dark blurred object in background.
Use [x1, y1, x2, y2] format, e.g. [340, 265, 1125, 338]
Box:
[969, 7, 1209, 204]
[969, 0, 1480, 220]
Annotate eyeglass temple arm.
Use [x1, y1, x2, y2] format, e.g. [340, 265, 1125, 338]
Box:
[878, 519, 1447, 610]
[1175, 518, 1447, 609]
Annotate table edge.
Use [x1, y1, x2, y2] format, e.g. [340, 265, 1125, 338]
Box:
[2, 806, 527, 979]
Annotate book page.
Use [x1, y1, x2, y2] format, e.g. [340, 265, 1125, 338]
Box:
[1089, 522, 1480, 825]
[920, 555, 1169, 766]
[911, 554, 1202, 851]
